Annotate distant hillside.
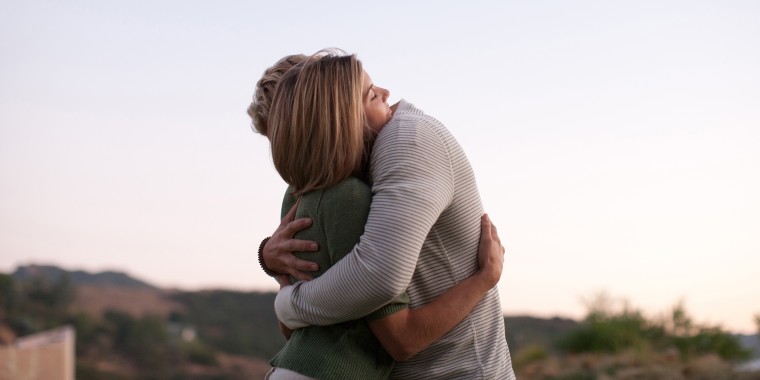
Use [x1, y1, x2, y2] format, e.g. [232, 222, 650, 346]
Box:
[12, 264, 157, 290]
[73, 285, 183, 318]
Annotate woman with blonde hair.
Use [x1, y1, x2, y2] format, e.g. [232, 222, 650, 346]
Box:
[258, 51, 506, 379]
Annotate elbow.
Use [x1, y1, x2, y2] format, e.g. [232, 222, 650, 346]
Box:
[377, 331, 422, 362]
[363, 274, 408, 304]
[382, 283, 408, 303]
[373, 270, 411, 302]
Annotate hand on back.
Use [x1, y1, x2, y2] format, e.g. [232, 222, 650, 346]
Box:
[476, 214, 505, 288]
[262, 202, 320, 285]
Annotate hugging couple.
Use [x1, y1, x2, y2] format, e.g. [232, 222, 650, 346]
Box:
[249, 49, 515, 380]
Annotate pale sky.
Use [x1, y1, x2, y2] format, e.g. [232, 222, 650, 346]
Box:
[1, 1, 758, 333]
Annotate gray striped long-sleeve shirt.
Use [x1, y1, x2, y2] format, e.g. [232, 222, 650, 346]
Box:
[275, 99, 515, 379]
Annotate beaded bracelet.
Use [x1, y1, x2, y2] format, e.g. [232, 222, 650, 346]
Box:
[258, 236, 280, 277]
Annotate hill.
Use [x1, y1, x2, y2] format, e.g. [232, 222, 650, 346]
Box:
[12, 264, 156, 290]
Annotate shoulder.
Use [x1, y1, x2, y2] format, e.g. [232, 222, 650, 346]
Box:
[322, 177, 370, 198]
[319, 177, 371, 210]
[375, 99, 450, 152]
[371, 100, 454, 176]
[280, 185, 297, 219]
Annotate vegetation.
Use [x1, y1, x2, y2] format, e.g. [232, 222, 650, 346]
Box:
[0, 272, 252, 379]
[558, 294, 749, 361]
[504, 315, 577, 354]
[170, 290, 285, 358]
[2, 268, 758, 379]
[0, 272, 74, 336]
[517, 293, 755, 379]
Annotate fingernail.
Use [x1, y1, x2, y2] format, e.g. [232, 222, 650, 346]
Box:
[311, 264, 319, 271]
[310, 243, 318, 250]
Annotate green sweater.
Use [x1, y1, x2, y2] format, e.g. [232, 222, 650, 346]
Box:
[270, 177, 409, 380]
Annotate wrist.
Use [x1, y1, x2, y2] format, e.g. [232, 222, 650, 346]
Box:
[473, 269, 498, 291]
[258, 237, 280, 277]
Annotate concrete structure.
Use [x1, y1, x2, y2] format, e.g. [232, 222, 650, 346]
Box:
[0, 325, 75, 380]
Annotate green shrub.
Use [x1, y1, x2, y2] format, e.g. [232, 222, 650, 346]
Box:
[558, 293, 748, 361]
[558, 298, 660, 353]
[184, 341, 218, 366]
[673, 328, 750, 360]
[513, 343, 548, 370]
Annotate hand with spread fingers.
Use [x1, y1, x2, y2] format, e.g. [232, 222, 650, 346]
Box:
[261, 202, 320, 285]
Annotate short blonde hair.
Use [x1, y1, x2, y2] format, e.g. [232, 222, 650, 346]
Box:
[268, 52, 368, 195]
[248, 54, 308, 136]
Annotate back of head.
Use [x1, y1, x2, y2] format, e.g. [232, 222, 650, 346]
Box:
[248, 54, 308, 136]
[268, 52, 367, 195]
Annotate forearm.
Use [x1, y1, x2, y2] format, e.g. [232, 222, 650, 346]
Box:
[368, 273, 494, 361]
[274, 241, 417, 329]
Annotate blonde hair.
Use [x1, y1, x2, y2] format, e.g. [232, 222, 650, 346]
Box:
[248, 54, 308, 136]
[268, 52, 369, 195]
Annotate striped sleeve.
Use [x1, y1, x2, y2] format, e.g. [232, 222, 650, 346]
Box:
[275, 101, 455, 328]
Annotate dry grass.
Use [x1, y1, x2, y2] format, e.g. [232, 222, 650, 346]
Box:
[217, 352, 272, 378]
[516, 350, 760, 380]
[71, 284, 183, 318]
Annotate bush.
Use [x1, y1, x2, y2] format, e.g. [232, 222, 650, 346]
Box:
[67, 313, 98, 354]
[558, 293, 749, 361]
[558, 294, 664, 353]
[673, 328, 750, 361]
[1, 273, 75, 336]
[513, 343, 548, 370]
[185, 341, 218, 366]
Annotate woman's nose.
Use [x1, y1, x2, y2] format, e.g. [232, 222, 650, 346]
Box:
[381, 87, 390, 101]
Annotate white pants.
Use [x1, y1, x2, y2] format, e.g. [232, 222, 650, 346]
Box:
[264, 367, 316, 380]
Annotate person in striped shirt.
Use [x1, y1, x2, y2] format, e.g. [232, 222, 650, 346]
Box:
[256, 50, 515, 379]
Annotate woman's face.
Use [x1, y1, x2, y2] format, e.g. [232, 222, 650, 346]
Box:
[362, 70, 392, 132]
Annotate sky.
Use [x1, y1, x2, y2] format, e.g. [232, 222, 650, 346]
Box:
[1, 1, 758, 333]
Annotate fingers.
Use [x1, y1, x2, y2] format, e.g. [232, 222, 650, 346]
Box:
[492, 224, 504, 255]
[288, 270, 314, 282]
[281, 202, 299, 227]
[476, 213, 505, 286]
[266, 199, 321, 284]
[485, 214, 505, 255]
[274, 256, 317, 283]
[282, 253, 317, 281]
[288, 255, 319, 272]
[282, 218, 314, 240]
[283, 238, 318, 253]
[273, 250, 318, 281]
[481, 213, 493, 240]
